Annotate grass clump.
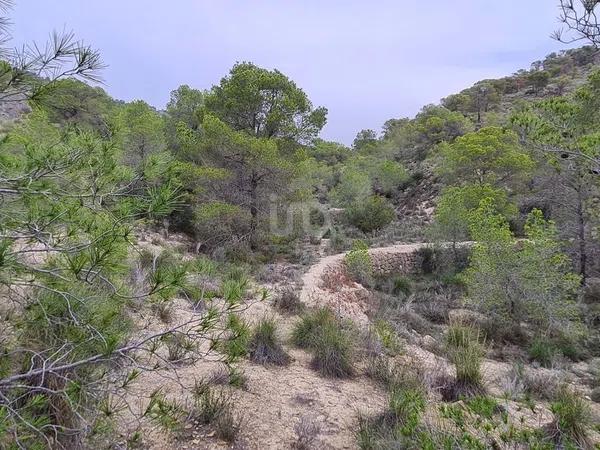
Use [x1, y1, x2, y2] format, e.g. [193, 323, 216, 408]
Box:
[442, 323, 485, 400]
[292, 308, 355, 378]
[528, 337, 557, 368]
[373, 320, 403, 355]
[291, 307, 336, 349]
[248, 317, 291, 366]
[192, 379, 242, 443]
[273, 288, 304, 315]
[465, 396, 500, 419]
[356, 384, 427, 449]
[209, 364, 248, 389]
[548, 386, 592, 448]
[292, 416, 322, 449]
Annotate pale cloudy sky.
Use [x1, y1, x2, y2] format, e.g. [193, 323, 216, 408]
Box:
[10, 1, 571, 144]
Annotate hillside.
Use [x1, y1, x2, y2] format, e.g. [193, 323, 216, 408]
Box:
[3, 4, 600, 449]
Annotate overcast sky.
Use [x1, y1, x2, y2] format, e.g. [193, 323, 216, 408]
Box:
[10, 1, 571, 144]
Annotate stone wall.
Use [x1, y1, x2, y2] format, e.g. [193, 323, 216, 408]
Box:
[367, 244, 426, 276]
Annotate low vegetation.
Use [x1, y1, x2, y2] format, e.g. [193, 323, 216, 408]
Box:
[3, 0, 600, 447]
[292, 308, 355, 378]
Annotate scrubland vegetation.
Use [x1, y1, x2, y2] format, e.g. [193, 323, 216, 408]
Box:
[2, 0, 600, 448]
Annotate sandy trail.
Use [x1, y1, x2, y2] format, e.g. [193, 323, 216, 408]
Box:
[299, 242, 434, 323]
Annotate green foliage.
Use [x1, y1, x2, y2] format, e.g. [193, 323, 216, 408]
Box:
[221, 314, 251, 362]
[291, 308, 336, 349]
[114, 100, 166, 168]
[465, 396, 499, 419]
[463, 203, 581, 333]
[527, 70, 550, 94]
[37, 78, 116, 131]
[373, 320, 403, 355]
[444, 324, 485, 400]
[356, 384, 427, 449]
[344, 240, 373, 286]
[165, 84, 204, 151]
[437, 127, 534, 187]
[330, 167, 372, 207]
[192, 380, 241, 442]
[549, 387, 592, 448]
[310, 319, 355, 378]
[382, 105, 472, 161]
[511, 69, 600, 168]
[144, 390, 184, 431]
[248, 317, 291, 366]
[528, 338, 557, 368]
[203, 62, 327, 142]
[345, 195, 395, 233]
[370, 160, 410, 195]
[431, 184, 516, 245]
[353, 129, 378, 151]
[292, 308, 355, 378]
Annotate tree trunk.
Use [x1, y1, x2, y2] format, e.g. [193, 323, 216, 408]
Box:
[576, 190, 587, 280]
[249, 173, 259, 250]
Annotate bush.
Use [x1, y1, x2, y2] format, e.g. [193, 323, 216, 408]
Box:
[249, 317, 291, 366]
[310, 320, 355, 378]
[388, 386, 426, 435]
[549, 387, 592, 448]
[273, 288, 304, 315]
[291, 308, 336, 349]
[327, 226, 349, 253]
[345, 195, 395, 233]
[528, 337, 557, 368]
[344, 240, 373, 286]
[292, 308, 355, 378]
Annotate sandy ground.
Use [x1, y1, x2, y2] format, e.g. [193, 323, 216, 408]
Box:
[112, 234, 599, 448]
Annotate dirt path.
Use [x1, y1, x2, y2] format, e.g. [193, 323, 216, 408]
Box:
[299, 242, 433, 323]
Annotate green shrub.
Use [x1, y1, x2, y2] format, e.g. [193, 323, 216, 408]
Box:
[344, 240, 373, 286]
[444, 324, 485, 400]
[528, 337, 557, 368]
[249, 317, 291, 366]
[221, 278, 248, 304]
[549, 387, 591, 448]
[144, 390, 184, 431]
[291, 308, 336, 349]
[310, 320, 355, 378]
[221, 314, 250, 362]
[292, 308, 355, 378]
[328, 226, 349, 253]
[345, 195, 395, 233]
[446, 322, 481, 349]
[356, 383, 427, 448]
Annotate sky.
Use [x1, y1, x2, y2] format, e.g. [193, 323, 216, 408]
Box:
[10, 1, 573, 145]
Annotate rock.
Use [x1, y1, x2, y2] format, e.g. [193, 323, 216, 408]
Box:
[448, 308, 487, 327]
[421, 335, 437, 350]
[591, 387, 600, 403]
